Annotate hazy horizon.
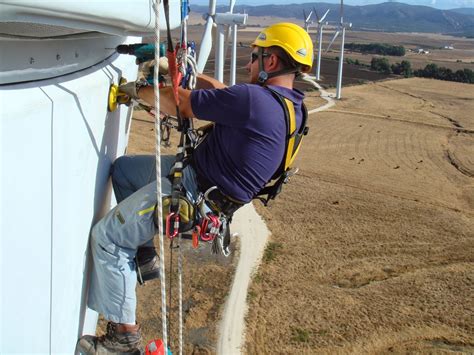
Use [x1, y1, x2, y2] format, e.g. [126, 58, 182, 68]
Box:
[191, 0, 474, 10]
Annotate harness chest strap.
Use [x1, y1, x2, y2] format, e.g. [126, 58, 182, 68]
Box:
[254, 88, 309, 205]
[267, 87, 308, 174]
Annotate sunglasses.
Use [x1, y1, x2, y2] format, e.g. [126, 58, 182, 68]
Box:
[250, 52, 271, 63]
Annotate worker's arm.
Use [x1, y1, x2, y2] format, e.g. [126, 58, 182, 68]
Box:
[195, 74, 227, 89]
[137, 86, 195, 118]
[119, 72, 227, 118]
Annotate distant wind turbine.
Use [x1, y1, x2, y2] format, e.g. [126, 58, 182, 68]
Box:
[314, 7, 330, 81]
[197, 0, 217, 73]
[325, 0, 352, 99]
[213, 0, 247, 83]
[303, 9, 314, 33]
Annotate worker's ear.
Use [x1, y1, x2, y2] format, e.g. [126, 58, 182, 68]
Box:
[267, 53, 280, 71]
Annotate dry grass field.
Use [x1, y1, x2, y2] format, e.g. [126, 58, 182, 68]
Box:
[132, 23, 473, 354]
[246, 78, 474, 353]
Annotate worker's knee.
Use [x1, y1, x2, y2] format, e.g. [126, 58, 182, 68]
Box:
[111, 155, 157, 198]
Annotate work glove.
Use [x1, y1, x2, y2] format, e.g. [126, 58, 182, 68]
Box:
[138, 57, 169, 80]
[159, 57, 169, 75]
[118, 80, 150, 101]
[118, 81, 140, 100]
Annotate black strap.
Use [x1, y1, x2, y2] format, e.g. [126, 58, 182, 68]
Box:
[163, 0, 174, 53]
[190, 159, 244, 217]
[257, 47, 301, 85]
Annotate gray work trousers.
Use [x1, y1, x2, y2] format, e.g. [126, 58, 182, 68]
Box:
[87, 155, 200, 323]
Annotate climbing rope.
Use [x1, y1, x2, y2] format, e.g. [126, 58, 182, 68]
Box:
[152, 0, 168, 352]
[147, 0, 197, 352]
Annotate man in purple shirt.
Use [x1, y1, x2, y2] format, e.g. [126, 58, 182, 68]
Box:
[78, 22, 313, 354]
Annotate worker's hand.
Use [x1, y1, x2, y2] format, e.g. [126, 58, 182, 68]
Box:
[118, 81, 140, 100]
[139, 57, 169, 80]
[158, 57, 169, 75]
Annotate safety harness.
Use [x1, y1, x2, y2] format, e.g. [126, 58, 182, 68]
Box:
[254, 87, 309, 205]
[155, 86, 309, 250]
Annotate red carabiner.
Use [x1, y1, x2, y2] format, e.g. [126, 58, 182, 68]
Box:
[166, 49, 183, 106]
[199, 218, 212, 241]
[200, 214, 220, 242]
[192, 225, 201, 249]
[165, 212, 179, 239]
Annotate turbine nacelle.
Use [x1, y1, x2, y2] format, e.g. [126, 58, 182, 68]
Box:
[325, 22, 352, 52]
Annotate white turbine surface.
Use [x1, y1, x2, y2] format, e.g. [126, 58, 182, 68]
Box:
[336, 0, 350, 99]
[223, 0, 236, 81]
[197, 0, 216, 73]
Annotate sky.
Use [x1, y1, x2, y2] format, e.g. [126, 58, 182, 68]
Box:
[192, 0, 474, 10]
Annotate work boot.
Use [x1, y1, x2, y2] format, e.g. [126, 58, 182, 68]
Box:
[77, 322, 142, 354]
[136, 247, 160, 285]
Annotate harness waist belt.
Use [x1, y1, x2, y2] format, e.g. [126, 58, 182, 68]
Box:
[191, 159, 245, 216]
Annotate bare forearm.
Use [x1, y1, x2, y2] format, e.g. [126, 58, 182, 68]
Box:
[138, 86, 194, 117]
[196, 74, 227, 89]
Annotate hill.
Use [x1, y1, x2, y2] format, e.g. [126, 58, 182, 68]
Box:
[449, 7, 474, 16]
[190, 2, 474, 37]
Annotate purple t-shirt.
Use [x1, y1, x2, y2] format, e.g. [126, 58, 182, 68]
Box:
[191, 83, 304, 203]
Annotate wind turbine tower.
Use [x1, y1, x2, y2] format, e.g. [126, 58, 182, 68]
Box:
[326, 0, 352, 99]
[314, 8, 330, 81]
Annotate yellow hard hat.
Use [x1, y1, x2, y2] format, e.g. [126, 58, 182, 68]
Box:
[252, 22, 313, 72]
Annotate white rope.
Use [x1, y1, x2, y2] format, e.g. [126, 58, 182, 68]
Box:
[153, 0, 168, 351]
[184, 53, 197, 90]
[178, 234, 183, 355]
[175, 6, 197, 354]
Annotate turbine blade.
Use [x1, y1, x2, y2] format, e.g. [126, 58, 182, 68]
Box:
[303, 9, 307, 21]
[306, 10, 313, 23]
[320, 9, 330, 23]
[326, 31, 339, 52]
[197, 0, 217, 73]
[197, 15, 214, 73]
[229, 0, 236, 13]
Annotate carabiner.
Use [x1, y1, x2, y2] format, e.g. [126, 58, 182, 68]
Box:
[165, 212, 180, 239]
[199, 218, 212, 241]
[192, 225, 201, 249]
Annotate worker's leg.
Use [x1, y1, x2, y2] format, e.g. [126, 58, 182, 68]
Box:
[87, 162, 199, 322]
[111, 154, 175, 202]
[87, 178, 168, 324]
[111, 155, 176, 273]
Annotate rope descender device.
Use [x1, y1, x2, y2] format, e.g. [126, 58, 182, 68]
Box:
[107, 77, 128, 112]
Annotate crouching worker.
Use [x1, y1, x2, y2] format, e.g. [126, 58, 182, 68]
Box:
[77, 22, 313, 354]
